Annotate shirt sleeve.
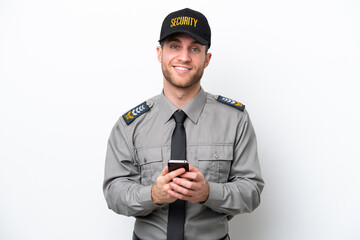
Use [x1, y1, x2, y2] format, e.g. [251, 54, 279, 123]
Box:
[203, 111, 265, 216]
[103, 119, 159, 216]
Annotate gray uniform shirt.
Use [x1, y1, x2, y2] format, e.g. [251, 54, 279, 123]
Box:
[103, 88, 264, 240]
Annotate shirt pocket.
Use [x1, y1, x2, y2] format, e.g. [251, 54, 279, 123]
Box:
[197, 145, 233, 183]
[137, 148, 163, 186]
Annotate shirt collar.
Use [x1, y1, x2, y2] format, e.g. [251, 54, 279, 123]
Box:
[159, 91, 178, 124]
[159, 87, 207, 124]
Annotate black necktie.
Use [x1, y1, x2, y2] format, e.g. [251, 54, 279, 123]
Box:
[167, 110, 187, 240]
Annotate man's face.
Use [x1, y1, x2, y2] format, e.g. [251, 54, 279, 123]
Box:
[157, 33, 211, 89]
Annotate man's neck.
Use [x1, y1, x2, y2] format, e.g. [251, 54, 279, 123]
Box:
[163, 80, 201, 109]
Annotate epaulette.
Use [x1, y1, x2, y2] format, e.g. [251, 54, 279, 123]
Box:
[216, 95, 245, 111]
[122, 101, 151, 125]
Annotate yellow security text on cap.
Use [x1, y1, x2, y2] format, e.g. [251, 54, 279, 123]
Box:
[170, 16, 198, 28]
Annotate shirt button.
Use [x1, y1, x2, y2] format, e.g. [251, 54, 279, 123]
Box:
[214, 153, 219, 159]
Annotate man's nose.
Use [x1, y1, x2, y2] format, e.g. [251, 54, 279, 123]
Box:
[178, 48, 191, 62]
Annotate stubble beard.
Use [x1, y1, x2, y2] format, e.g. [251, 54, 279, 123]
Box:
[162, 63, 204, 89]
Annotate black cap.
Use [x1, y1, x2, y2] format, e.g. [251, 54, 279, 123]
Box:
[159, 8, 211, 48]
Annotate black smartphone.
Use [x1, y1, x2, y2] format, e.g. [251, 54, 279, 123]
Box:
[168, 160, 189, 172]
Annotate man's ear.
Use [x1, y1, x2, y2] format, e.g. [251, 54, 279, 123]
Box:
[156, 46, 163, 63]
[204, 53, 212, 68]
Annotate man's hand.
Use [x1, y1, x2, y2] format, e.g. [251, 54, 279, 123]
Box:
[167, 164, 210, 203]
[151, 166, 186, 204]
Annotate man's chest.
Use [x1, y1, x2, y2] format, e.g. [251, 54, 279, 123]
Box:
[133, 118, 237, 185]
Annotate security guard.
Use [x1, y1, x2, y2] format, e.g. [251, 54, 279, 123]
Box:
[103, 8, 264, 240]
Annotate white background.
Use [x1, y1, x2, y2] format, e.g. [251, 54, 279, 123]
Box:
[1, 0, 359, 239]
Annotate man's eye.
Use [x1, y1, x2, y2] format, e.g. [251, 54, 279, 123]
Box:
[192, 48, 200, 52]
[171, 45, 178, 49]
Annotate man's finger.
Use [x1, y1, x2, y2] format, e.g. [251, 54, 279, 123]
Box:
[160, 166, 169, 176]
[173, 177, 196, 190]
[188, 164, 199, 172]
[167, 189, 186, 200]
[164, 167, 186, 182]
[168, 185, 193, 198]
[180, 171, 198, 181]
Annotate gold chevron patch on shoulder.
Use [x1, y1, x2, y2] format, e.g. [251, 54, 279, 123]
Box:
[122, 101, 150, 125]
[217, 95, 245, 111]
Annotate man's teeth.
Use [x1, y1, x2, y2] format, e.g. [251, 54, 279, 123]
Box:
[175, 66, 189, 70]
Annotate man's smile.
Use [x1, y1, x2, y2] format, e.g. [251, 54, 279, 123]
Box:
[173, 65, 192, 73]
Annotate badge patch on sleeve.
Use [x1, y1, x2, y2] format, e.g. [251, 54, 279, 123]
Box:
[217, 95, 245, 111]
[122, 101, 150, 125]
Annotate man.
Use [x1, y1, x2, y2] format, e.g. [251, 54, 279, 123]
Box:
[103, 8, 264, 240]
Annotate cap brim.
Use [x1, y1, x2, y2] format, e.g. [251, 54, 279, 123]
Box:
[159, 30, 209, 47]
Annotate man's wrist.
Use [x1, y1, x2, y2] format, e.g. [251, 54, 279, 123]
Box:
[151, 184, 162, 205]
[151, 185, 157, 203]
[199, 181, 210, 203]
